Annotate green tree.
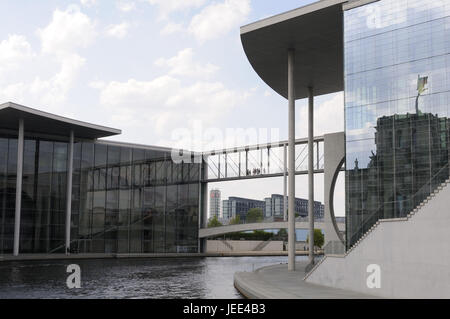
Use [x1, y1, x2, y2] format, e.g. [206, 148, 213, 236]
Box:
[276, 228, 288, 240]
[208, 215, 222, 228]
[229, 215, 241, 225]
[306, 229, 325, 248]
[222, 230, 274, 241]
[246, 208, 263, 223]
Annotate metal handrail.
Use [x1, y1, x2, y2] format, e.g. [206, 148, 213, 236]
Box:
[349, 162, 449, 247]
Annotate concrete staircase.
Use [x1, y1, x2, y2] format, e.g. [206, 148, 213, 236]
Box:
[303, 177, 450, 298]
[220, 240, 234, 251]
[253, 240, 271, 251]
[343, 178, 449, 257]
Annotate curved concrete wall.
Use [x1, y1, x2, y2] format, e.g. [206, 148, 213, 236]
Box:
[323, 132, 345, 244]
[305, 180, 450, 298]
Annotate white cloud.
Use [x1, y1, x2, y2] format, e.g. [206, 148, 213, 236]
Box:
[88, 80, 106, 89]
[160, 22, 184, 35]
[263, 89, 272, 97]
[116, 0, 136, 12]
[154, 48, 219, 78]
[0, 82, 27, 101]
[0, 5, 94, 109]
[188, 0, 250, 43]
[37, 5, 97, 56]
[146, 0, 206, 19]
[0, 53, 85, 109]
[30, 54, 86, 106]
[80, 0, 97, 7]
[92, 75, 245, 146]
[298, 93, 344, 137]
[97, 76, 178, 108]
[106, 22, 130, 39]
[0, 34, 34, 70]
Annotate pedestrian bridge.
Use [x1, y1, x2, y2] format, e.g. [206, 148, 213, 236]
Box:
[199, 221, 345, 239]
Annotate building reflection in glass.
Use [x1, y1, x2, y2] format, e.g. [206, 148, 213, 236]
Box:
[0, 140, 200, 254]
[344, 0, 450, 249]
[346, 110, 450, 248]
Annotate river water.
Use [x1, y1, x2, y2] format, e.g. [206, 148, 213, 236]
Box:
[0, 256, 307, 299]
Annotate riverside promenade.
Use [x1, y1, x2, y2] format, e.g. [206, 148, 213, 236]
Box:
[234, 261, 377, 299]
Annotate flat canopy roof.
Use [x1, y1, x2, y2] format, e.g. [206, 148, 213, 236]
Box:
[240, 0, 347, 100]
[0, 102, 121, 140]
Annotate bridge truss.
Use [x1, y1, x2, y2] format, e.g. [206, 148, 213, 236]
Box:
[201, 136, 325, 183]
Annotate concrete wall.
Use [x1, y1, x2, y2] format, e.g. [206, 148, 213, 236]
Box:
[305, 180, 450, 298]
[206, 240, 283, 252]
[323, 132, 345, 245]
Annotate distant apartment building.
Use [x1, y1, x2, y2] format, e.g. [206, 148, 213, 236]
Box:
[209, 189, 221, 219]
[222, 197, 265, 222]
[222, 199, 231, 220]
[264, 194, 324, 220]
[222, 194, 324, 222]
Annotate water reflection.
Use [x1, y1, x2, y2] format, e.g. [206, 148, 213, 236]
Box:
[0, 256, 302, 299]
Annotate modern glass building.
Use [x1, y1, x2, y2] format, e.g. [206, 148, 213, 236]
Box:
[3, 0, 450, 259]
[221, 197, 265, 222]
[344, 0, 450, 248]
[0, 103, 201, 255]
[240, 0, 450, 252]
[263, 194, 324, 220]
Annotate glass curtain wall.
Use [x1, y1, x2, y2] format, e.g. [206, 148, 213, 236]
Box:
[71, 142, 200, 254]
[0, 135, 68, 254]
[0, 137, 18, 254]
[344, 0, 450, 248]
[0, 135, 200, 254]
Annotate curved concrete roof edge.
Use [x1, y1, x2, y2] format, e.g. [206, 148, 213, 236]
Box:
[240, 0, 348, 34]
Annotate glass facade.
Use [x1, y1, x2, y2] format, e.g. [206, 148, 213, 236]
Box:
[0, 136, 200, 254]
[263, 194, 324, 220]
[345, 0, 450, 248]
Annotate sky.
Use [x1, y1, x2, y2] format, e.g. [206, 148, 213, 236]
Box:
[0, 0, 345, 216]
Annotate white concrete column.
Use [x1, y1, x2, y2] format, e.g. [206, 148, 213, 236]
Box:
[13, 118, 24, 256]
[283, 143, 287, 222]
[197, 165, 203, 252]
[65, 130, 74, 255]
[316, 141, 320, 170]
[308, 86, 315, 266]
[288, 48, 296, 271]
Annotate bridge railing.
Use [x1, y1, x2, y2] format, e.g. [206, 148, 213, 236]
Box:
[207, 217, 326, 228]
[202, 137, 324, 182]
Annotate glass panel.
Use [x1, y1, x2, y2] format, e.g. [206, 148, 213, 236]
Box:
[345, 0, 450, 249]
[0, 136, 200, 255]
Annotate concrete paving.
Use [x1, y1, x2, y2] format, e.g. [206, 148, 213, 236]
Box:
[234, 261, 378, 299]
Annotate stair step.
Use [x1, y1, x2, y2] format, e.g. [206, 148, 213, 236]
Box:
[343, 180, 448, 262]
[380, 217, 408, 222]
